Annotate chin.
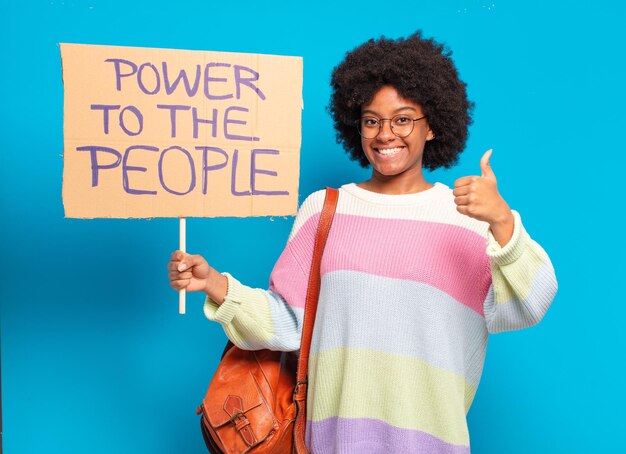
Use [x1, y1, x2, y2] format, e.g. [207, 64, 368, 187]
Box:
[372, 166, 406, 177]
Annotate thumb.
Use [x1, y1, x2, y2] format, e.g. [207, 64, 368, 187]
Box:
[178, 254, 208, 272]
[177, 253, 196, 272]
[480, 149, 496, 179]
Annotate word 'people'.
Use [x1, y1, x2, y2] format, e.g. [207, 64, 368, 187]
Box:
[76, 145, 289, 197]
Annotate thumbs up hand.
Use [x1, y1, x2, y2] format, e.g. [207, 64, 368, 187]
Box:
[453, 149, 515, 246]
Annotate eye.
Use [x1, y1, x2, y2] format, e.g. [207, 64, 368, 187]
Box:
[361, 117, 379, 127]
[392, 116, 412, 125]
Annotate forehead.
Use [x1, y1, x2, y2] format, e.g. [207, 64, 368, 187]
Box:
[361, 85, 422, 114]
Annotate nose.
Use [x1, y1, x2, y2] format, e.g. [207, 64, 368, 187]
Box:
[376, 119, 395, 141]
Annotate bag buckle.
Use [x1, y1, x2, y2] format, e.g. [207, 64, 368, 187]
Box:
[224, 395, 258, 447]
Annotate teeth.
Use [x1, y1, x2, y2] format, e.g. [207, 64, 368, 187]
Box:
[377, 147, 402, 155]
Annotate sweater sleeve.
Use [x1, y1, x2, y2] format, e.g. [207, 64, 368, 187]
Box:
[203, 190, 326, 351]
[483, 210, 558, 333]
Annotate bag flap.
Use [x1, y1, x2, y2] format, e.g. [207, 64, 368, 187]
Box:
[203, 349, 276, 435]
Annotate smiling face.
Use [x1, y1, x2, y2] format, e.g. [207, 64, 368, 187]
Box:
[360, 85, 435, 192]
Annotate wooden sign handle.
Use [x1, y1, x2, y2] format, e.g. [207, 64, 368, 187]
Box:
[179, 217, 186, 314]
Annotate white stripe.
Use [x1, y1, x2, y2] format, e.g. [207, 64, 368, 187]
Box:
[289, 184, 491, 241]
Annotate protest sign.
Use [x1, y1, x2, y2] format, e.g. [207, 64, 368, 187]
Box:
[61, 43, 303, 218]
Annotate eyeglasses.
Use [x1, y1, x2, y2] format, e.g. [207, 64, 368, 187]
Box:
[357, 115, 427, 139]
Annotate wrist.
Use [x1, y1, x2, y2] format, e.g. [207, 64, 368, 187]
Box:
[204, 268, 228, 304]
[489, 208, 514, 229]
[489, 208, 515, 247]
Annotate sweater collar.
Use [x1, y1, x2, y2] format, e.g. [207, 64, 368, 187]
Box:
[340, 182, 448, 206]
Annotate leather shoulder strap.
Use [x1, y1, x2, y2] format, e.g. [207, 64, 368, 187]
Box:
[293, 187, 338, 453]
[298, 187, 338, 372]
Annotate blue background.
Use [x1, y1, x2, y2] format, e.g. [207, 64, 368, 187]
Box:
[1, 1, 624, 452]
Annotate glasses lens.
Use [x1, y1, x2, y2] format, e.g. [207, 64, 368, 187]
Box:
[390, 115, 414, 138]
[359, 117, 379, 139]
[358, 116, 422, 138]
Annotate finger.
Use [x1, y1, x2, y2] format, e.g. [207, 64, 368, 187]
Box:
[170, 250, 186, 261]
[170, 278, 190, 291]
[454, 196, 469, 206]
[456, 205, 470, 216]
[480, 149, 495, 179]
[169, 270, 192, 280]
[167, 261, 181, 271]
[178, 254, 204, 272]
[452, 186, 470, 197]
[454, 176, 478, 188]
[168, 260, 194, 274]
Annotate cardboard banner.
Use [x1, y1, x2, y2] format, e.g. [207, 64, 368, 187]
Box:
[61, 43, 303, 218]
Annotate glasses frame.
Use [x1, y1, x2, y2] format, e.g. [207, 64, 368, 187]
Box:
[357, 115, 427, 139]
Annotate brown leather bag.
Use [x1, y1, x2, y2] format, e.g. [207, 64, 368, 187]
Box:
[197, 188, 339, 454]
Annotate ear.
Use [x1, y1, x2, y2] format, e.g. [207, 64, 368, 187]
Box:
[426, 128, 435, 141]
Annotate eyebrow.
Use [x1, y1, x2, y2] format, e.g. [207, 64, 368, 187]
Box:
[361, 106, 419, 116]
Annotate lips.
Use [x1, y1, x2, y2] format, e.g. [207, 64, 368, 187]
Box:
[375, 146, 403, 157]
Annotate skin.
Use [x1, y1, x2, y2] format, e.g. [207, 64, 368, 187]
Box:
[453, 148, 515, 247]
[357, 85, 435, 195]
[168, 85, 514, 303]
[168, 251, 228, 304]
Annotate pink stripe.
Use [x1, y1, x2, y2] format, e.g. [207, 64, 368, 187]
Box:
[326, 214, 490, 315]
[269, 213, 322, 309]
[270, 213, 491, 315]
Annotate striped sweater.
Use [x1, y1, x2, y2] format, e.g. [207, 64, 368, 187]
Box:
[204, 182, 558, 453]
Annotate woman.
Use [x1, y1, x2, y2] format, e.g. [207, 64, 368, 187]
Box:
[168, 32, 557, 453]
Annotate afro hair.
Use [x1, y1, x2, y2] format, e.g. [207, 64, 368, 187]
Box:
[329, 31, 474, 171]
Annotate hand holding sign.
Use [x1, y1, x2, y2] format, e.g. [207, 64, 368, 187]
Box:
[453, 149, 514, 246]
[168, 251, 228, 304]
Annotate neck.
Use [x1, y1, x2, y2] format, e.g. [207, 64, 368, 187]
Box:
[359, 171, 433, 195]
